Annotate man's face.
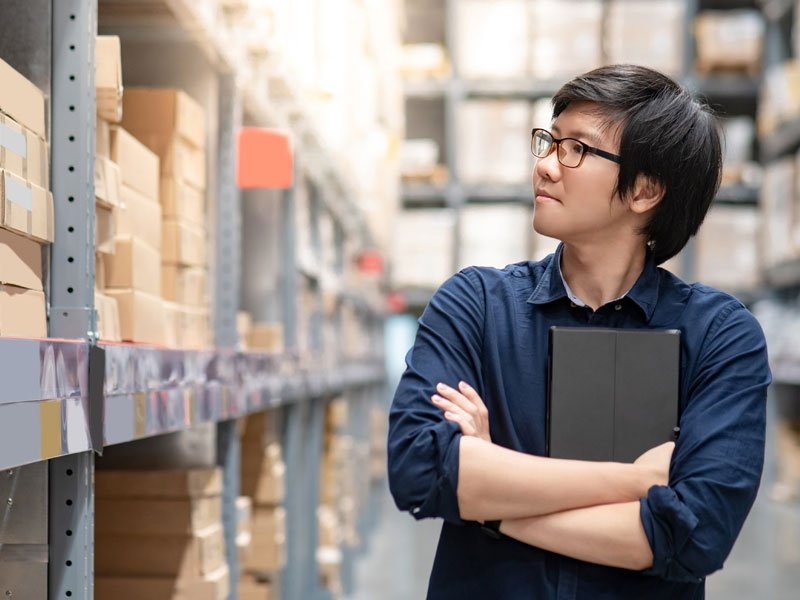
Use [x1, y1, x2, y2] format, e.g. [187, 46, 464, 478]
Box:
[532, 102, 629, 245]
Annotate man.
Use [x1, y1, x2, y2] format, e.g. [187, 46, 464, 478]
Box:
[387, 65, 771, 599]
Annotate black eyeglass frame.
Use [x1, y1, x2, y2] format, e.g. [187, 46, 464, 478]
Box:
[530, 128, 622, 168]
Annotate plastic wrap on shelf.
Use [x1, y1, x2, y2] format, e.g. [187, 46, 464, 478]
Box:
[0, 339, 92, 470]
[758, 60, 800, 137]
[391, 208, 456, 290]
[720, 116, 761, 188]
[760, 158, 797, 269]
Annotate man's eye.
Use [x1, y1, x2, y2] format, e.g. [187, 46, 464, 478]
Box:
[567, 141, 584, 155]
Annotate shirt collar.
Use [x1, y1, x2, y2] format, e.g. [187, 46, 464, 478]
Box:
[527, 242, 660, 321]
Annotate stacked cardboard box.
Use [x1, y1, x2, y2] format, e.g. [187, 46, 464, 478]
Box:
[694, 10, 764, 76]
[0, 57, 54, 338]
[695, 206, 760, 293]
[240, 411, 287, 588]
[369, 406, 388, 482]
[758, 61, 800, 137]
[606, 1, 685, 78]
[529, 0, 602, 80]
[391, 209, 456, 290]
[94, 467, 229, 600]
[456, 0, 528, 80]
[761, 158, 796, 269]
[458, 204, 531, 270]
[94, 36, 124, 342]
[121, 88, 210, 349]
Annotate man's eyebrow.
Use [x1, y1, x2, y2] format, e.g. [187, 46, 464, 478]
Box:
[551, 125, 604, 147]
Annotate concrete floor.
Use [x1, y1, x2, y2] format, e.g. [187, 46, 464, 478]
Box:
[348, 419, 800, 599]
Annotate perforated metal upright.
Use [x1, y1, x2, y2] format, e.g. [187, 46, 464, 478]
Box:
[49, 1, 98, 599]
[214, 72, 243, 600]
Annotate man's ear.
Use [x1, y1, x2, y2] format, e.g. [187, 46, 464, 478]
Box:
[629, 174, 665, 215]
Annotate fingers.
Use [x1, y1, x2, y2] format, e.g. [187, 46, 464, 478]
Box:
[443, 410, 476, 436]
[436, 382, 479, 415]
[458, 381, 488, 415]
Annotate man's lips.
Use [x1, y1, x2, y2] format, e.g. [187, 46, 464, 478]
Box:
[535, 190, 561, 203]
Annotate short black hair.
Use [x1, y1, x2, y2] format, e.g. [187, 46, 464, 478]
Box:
[552, 64, 722, 265]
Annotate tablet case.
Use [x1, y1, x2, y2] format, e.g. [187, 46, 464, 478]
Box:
[547, 327, 680, 463]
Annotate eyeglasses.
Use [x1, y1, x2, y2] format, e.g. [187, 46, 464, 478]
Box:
[530, 128, 622, 168]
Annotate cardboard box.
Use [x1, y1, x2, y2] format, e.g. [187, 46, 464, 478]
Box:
[0, 113, 48, 189]
[458, 204, 530, 271]
[95, 565, 229, 600]
[0, 285, 46, 337]
[0, 169, 54, 244]
[247, 323, 284, 354]
[162, 220, 206, 267]
[456, 100, 531, 185]
[95, 468, 223, 499]
[95, 496, 222, 536]
[164, 299, 180, 347]
[606, 1, 685, 77]
[695, 206, 760, 292]
[237, 311, 253, 350]
[177, 304, 211, 349]
[141, 135, 206, 191]
[97, 118, 112, 159]
[95, 157, 122, 209]
[0, 227, 43, 290]
[95, 524, 225, 579]
[238, 576, 274, 600]
[106, 289, 167, 345]
[96, 251, 107, 290]
[161, 265, 207, 306]
[122, 88, 207, 149]
[243, 507, 287, 573]
[529, 0, 603, 79]
[456, 0, 529, 80]
[241, 412, 281, 449]
[117, 185, 162, 250]
[104, 237, 161, 295]
[0, 56, 46, 138]
[95, 202, 115, 255]
[110, 126, 161, 200]
[96, 36, 123, 123]
[695, 10, 764, 74]
[160, 177, 206, 228]
[241, 459, 286, 506]
[95, 291, 121, 342]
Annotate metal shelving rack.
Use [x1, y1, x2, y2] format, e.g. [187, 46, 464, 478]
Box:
[0, 2, 389, 599]
[400, 0, 762, 308]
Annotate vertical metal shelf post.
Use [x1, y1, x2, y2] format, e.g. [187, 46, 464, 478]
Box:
[444, 0, 464, 275]
[214, 73, 243, 600]
[49, 3, 98, 599]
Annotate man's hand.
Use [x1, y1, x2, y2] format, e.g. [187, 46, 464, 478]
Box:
[432, 381, 491, 443]
[634, 441, 676, 488]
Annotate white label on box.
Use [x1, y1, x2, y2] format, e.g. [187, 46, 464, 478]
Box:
[4, 172, 32, 211]
[0, 122, 26, 157]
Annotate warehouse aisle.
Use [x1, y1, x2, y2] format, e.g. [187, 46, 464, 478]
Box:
[351, 415, 800, 599]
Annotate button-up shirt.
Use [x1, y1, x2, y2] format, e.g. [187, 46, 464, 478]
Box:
[387, 244, 771, 599]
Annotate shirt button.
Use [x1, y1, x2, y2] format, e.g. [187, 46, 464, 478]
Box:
[570, 302, 577, 308]
[411, 507, 421, 515]
[614, 304, 622, 311]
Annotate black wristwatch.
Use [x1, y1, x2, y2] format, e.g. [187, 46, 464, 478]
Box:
[481, 520, 502, 539]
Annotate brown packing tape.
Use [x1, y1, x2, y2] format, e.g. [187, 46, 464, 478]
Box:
[134, 392, 146, 438]
[40, 399, 63, 459]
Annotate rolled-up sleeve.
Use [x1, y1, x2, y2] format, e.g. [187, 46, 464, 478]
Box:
[387, 269, 485, 524]
[640, 303, 771, 582]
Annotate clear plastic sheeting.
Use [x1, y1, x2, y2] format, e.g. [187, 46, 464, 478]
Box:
[0, 339, 91, 471]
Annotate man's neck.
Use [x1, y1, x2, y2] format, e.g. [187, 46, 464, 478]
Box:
[559, 240, 648, 311]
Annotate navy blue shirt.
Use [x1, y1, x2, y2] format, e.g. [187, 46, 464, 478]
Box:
[388, 245, 770, 600]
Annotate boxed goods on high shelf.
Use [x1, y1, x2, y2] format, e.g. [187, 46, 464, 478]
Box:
[94, 467, 229, 600]
[400, 44, 449, 81]
[757, 61, 800, 137]
[391, 209, 456, 290]
[605, 0, 685, 77]
[694, 205, 761, 293]
[458, 204, 531, 271]
[122, 87, 211, 349]
[95, 35, 123, 342]
[239, 411, 286, 596]
[720, 116, 760, 188]
[318, 397, 371, 596]
[0, 57, 53, 338]
[760, 158, 797, 269]
[456, 0, 529, 80]
[694, 9, 764, 75]
[529, 0, 602, 80]
[456, 100, 531, 186]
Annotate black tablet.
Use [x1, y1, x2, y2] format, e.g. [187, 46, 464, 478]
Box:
[547, 327, 681, 463]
